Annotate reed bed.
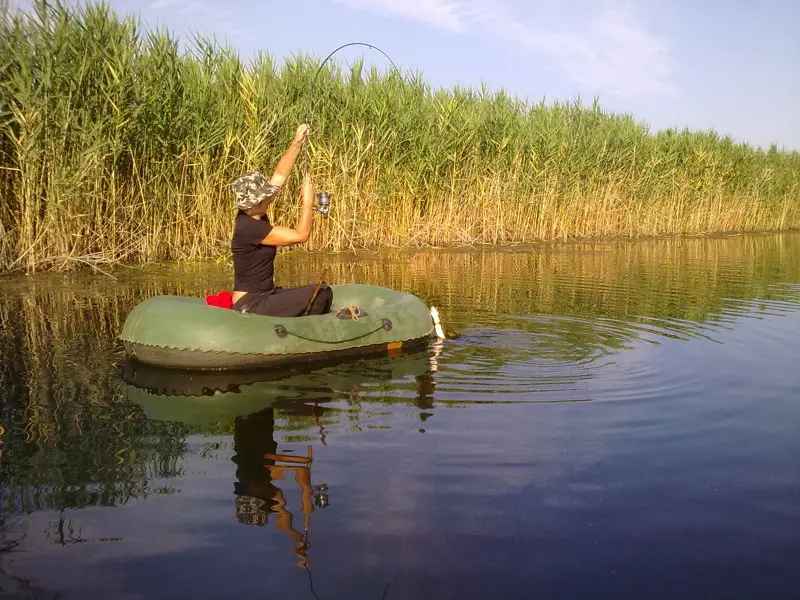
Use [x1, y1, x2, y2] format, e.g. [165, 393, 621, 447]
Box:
[1, 1, 799, 272]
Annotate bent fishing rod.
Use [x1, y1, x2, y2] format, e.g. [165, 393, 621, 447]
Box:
[304, 42, 400, 128]
[301, 42, 399, 315]
[301, 41, 400, 185]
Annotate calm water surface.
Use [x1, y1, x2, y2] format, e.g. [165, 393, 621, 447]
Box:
[1, 234, 799, 599]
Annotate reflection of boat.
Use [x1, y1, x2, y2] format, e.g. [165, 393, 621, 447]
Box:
[120, 347, 440, 570]
[120, 344, 441, 425]
[119, 284, 443, 370]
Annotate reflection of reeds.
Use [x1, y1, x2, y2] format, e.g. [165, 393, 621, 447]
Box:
[268, 232, 800, 329]
[1, 233, 799, 511]
[1, 3, 798, 272]
[0, 284, 191, 513]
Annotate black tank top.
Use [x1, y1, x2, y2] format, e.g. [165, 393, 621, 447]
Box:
[231, 212, 276, 293]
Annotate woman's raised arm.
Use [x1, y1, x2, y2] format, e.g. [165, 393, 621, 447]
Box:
[261, 177, 315, 247]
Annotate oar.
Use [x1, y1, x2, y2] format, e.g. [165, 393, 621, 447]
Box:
[303, 268, 328, 316]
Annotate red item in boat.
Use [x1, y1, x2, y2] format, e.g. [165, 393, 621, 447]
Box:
[205, 290, 233, 309]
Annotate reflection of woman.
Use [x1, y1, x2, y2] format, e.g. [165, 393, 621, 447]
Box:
[232, 404, 326, 567]
[232, 408, 280, 524]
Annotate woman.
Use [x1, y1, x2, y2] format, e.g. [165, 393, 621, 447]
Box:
[230, 124, 333, 317]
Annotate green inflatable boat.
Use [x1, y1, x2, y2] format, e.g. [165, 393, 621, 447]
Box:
[120, 283, 445, 370]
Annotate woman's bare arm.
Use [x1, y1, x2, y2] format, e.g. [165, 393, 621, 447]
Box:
[268, 124, 310, 187]
[261, 177, 315, 246]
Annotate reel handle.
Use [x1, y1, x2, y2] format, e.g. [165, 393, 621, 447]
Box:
[314, 191, 331, 218]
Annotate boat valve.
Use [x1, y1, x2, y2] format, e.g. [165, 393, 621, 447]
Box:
[314, 191, 331, 218]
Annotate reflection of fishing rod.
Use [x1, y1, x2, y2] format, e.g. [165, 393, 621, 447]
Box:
[302, 42, 401, 217]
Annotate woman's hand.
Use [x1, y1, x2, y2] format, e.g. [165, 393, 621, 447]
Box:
[294, 124, 311, 146]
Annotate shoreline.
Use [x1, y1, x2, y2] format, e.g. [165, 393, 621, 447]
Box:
[2, 228, 798, 279]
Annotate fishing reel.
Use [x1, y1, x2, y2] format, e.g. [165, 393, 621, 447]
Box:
[313, 483, 329, 508]
[314, 191, 331, 218]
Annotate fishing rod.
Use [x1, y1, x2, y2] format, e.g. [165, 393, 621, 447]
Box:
[301, 43, 400, 314]
[304, 42, 400, 128]
[302, 42, 401, 217]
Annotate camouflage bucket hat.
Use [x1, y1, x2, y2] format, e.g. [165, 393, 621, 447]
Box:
[231, 171, 282, 210]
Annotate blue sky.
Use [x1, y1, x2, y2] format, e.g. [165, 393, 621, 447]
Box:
[15, 0, 800, 150]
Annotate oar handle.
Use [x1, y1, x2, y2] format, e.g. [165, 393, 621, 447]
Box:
[303, 267, 328, 316]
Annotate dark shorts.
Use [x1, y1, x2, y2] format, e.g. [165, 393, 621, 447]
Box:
[233, 284, 333, 317]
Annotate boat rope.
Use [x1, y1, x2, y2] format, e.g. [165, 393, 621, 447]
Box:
[274, 319, 392, 344]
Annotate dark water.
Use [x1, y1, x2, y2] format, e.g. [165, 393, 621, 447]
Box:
[1, 234, 799, 599]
